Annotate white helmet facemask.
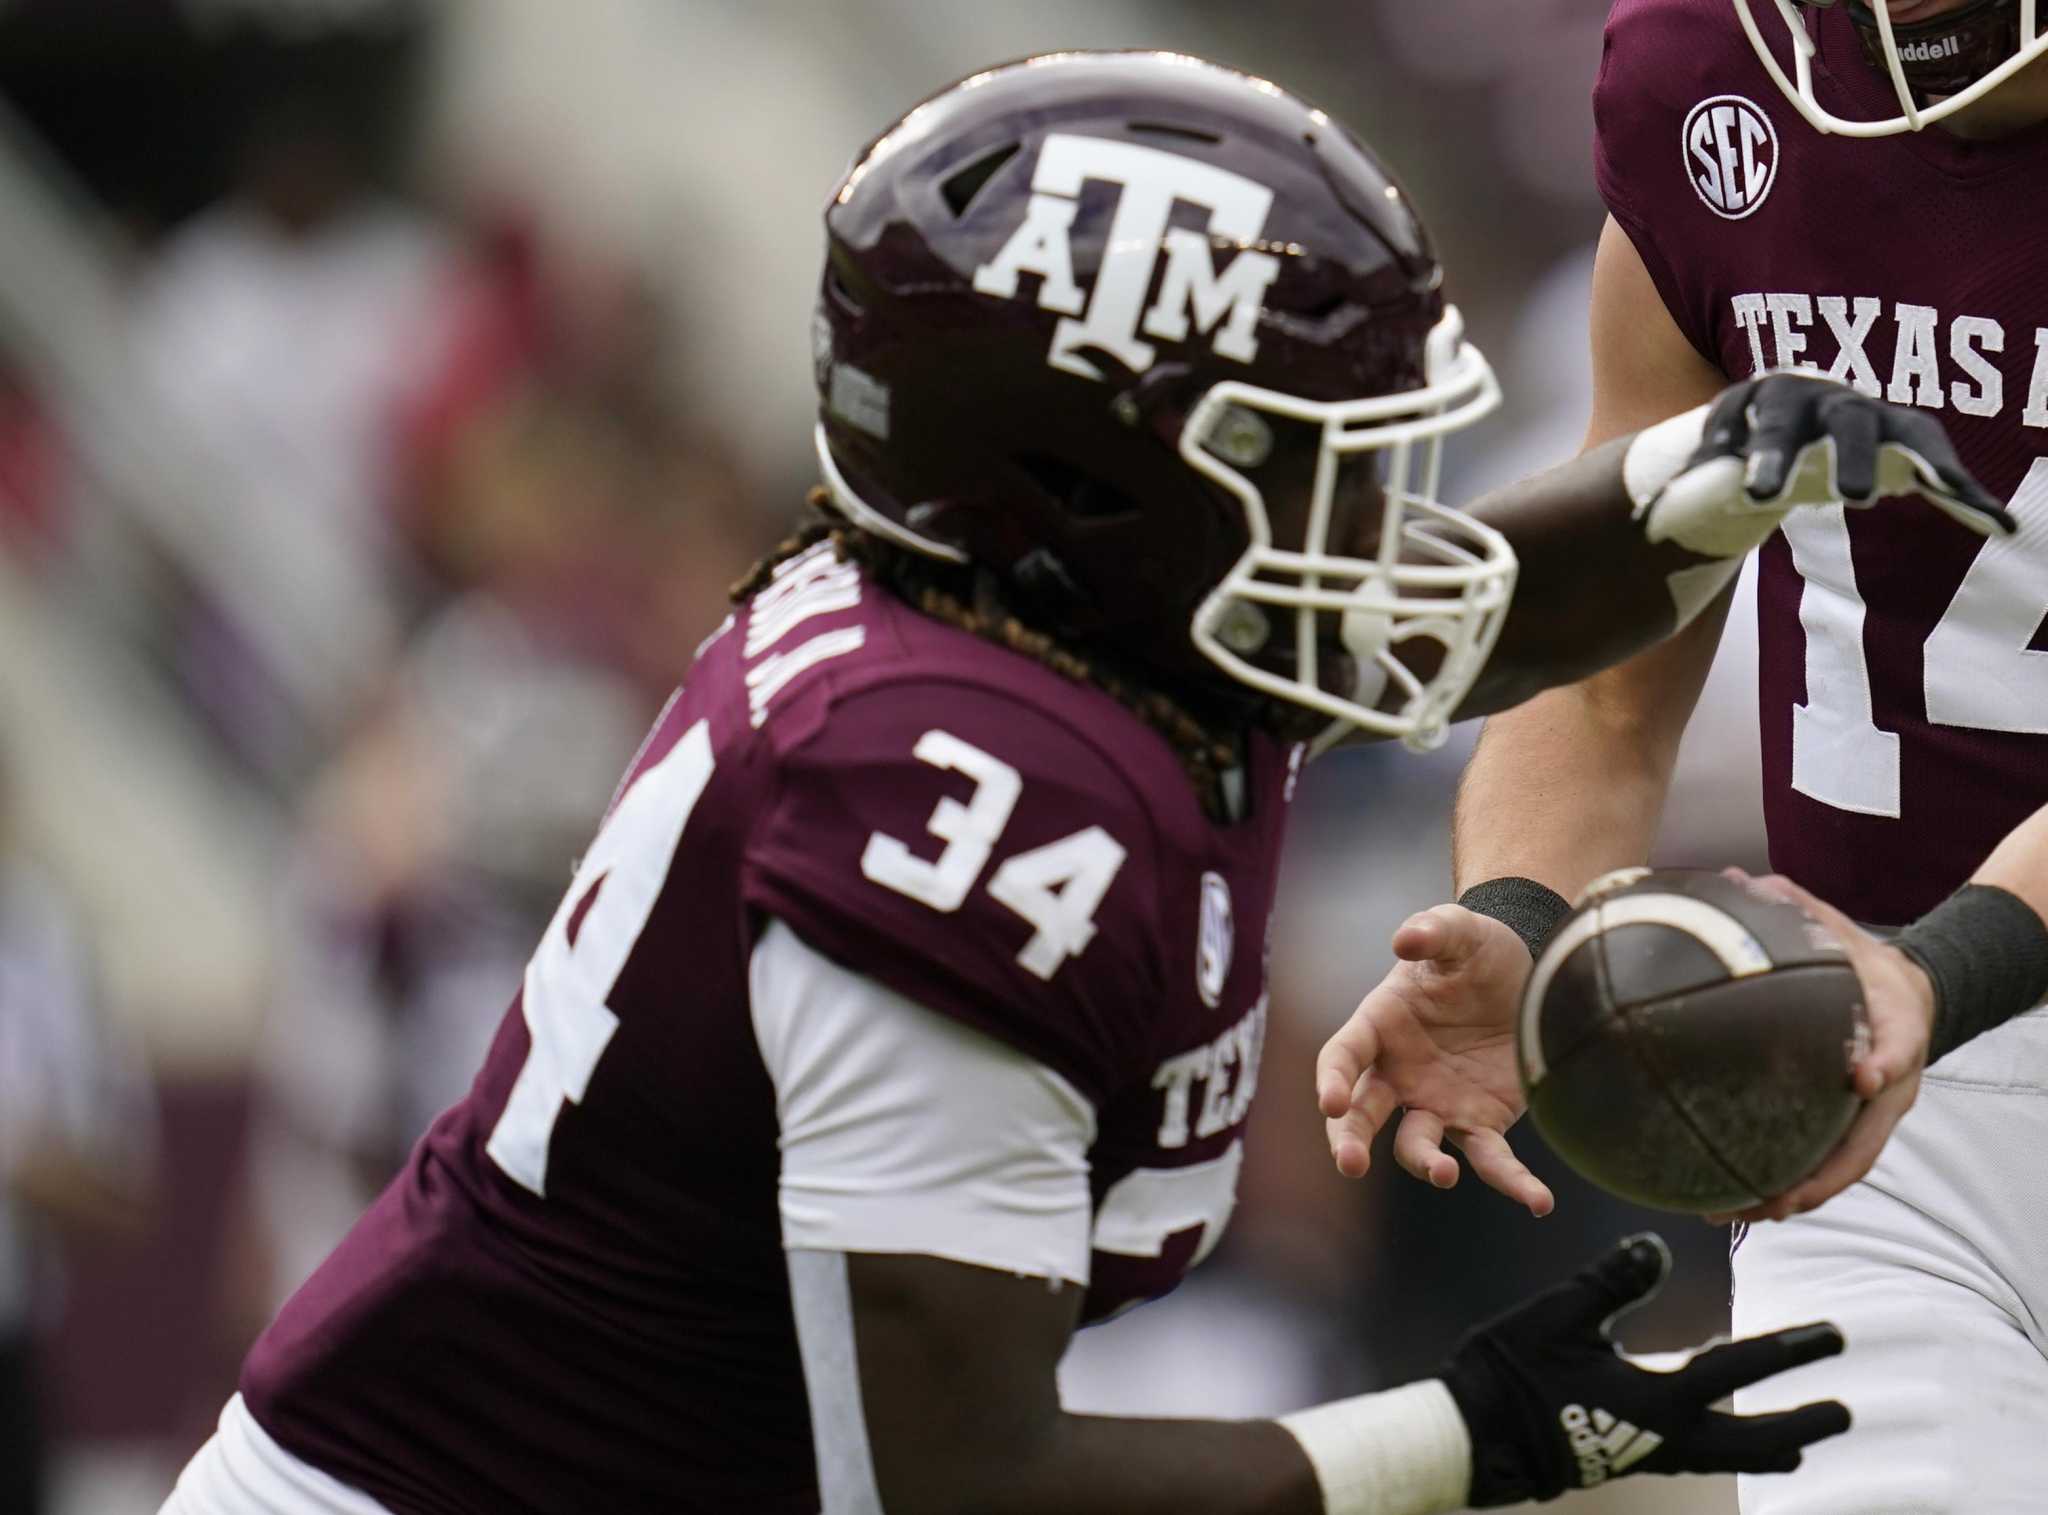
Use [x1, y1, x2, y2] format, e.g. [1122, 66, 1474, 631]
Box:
[1186, 308, 1515, 755]
[1735, 0, 2048, 136]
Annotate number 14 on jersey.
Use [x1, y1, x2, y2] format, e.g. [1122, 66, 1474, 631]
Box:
[1785, 458, 2048, 817]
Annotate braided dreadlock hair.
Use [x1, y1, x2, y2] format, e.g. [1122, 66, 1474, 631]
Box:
[731, 492, 1244, 818]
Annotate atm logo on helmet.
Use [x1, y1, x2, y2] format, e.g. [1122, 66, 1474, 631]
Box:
[971, 133, 1282, 381]
[1682, 95, 1780, 221]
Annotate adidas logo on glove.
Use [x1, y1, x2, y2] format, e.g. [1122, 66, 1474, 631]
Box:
[1560, 1403, 1666, 1487]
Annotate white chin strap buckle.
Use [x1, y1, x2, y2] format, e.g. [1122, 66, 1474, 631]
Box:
[1341, 603, 1393, 713]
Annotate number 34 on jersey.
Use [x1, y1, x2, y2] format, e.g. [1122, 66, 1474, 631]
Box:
[487, 717, 1127, 1197]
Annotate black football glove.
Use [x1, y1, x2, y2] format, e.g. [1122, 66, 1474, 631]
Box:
[1692, 373, 2014, 535]
[1440, 1234, 1850, 1506]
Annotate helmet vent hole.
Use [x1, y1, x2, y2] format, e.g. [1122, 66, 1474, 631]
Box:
[1129, 120, 1223, 145]
[941, 143, 1021, 217]
[1014, 452, 1141, 521]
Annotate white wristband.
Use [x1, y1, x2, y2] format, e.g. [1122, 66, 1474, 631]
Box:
[1277, 1379, 1473, 1515]
[1622, 402, 1755, 630]
[1621, 402, 1711, 522]
[1627, 393, 1826, 558]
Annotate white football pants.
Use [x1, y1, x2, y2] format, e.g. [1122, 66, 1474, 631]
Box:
[1732, 1006, 2048, 1513]
[161, 1395, 392, 1515]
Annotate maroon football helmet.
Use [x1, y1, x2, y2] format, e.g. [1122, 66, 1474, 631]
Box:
[813, 51, 1510, 748]
[1739, 0, 2048, 134]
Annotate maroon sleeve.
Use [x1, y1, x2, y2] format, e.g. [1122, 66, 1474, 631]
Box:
[741, 675, 1166, 1107]
[1592, 0, 1733, 369]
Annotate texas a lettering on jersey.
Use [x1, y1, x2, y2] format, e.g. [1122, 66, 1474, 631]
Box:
[237, 542, 1297, 1515]
[1597, 0, 2048, 925]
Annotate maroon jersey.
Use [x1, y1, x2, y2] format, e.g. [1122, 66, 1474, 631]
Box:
[1596, 0, 2048, 925]
[239, 542, 1297, 1514]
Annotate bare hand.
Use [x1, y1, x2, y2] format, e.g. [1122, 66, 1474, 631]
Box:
[1707, 869, 1935, 1225]
[1315, 904, 1555, 1216]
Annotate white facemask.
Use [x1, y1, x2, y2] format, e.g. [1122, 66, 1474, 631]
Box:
[1185, 308, 1515, 753]
[1735, 0, 2048, 136]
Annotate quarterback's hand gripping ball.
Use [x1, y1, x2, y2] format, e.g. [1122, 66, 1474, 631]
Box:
[1441, 1234, 1850, 1505]
[1516, 867, 1868, 1214]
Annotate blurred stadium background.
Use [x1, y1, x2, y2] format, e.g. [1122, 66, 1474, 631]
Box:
[0, 2, 1771, 1511]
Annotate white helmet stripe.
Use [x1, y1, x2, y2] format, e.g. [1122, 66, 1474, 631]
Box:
[1519, 893, 1774, 1085]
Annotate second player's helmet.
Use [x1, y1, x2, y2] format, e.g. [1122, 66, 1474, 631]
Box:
[1736, 0, 2048, 135]
[814, 51, 1510, 749]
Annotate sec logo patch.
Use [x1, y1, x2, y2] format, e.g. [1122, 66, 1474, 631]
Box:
[1683, 95, 1779, 220]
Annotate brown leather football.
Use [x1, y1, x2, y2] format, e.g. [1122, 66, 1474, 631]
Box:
[1517, 868, 1868, 1214]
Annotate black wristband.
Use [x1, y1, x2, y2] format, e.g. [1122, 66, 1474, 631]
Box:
[1457, 876, 1572, 960]
[1894, 884, 2048, 1065]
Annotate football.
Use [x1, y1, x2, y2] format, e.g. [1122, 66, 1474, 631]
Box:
[1517, 868, 1868, 1214]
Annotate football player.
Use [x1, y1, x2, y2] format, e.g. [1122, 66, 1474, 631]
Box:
[164, 51, 2007, 1515]
[1317, 5, 2048, 1512]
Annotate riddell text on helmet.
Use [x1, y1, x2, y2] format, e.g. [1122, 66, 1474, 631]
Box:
[1899, 36, 1964, 63]
[1730, 291, 2048, 426]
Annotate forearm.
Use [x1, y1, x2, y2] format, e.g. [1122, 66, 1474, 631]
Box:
[846, 1251, 1464, 1515]
[1449, 588, 1728, 896]
[966, 1413, 1323, 1515]
[1452, 694, 1666, 897]
[1445, 214, 1726, 897]
[893, 1390, 1468, 1515]
[1892, 802, 2048, 1061]
[1969, 800, 2048, 929]
[1452, 438, 1730, 720]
